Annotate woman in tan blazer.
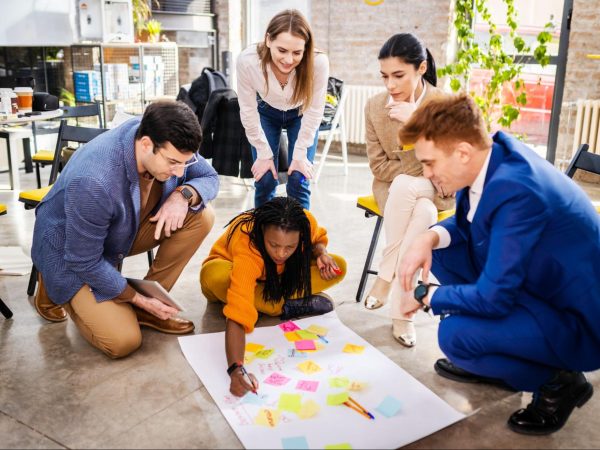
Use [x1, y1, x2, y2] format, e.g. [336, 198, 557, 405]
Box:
[364, 33, 454, 347]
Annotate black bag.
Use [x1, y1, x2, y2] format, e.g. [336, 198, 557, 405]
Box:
[320, 77, 344, 129]
[187, 67, 229, 122]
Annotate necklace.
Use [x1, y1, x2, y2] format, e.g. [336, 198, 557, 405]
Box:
[278, 79, 288, 90]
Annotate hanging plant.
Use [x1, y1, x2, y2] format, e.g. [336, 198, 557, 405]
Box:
[438, 0, 554, 130]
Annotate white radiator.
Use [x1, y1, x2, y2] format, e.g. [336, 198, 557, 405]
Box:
[338, 84, 387, 145]
[572, 99, 600, 155]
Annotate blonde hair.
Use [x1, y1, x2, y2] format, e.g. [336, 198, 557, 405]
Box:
[257, 9, 316, 112]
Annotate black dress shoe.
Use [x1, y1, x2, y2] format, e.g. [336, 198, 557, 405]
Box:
[434, 358, 516, 391]
[280, 293, 334, 321]
[508, 370, 593, 435]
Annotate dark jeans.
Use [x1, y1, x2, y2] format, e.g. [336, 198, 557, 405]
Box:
[250, 99, 318, 209]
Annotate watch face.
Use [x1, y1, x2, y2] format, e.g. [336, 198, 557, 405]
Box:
[414, 284, 428, 301]
[180, 187, 193, 200]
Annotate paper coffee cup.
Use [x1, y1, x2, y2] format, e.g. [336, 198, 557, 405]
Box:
[14, 87, 33, 112]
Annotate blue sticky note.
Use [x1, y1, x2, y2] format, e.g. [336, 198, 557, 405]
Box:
[282, 436, 309, 450]
[287, 349, 307, 358]
[241, 391, 267, 406]
[375, 395, 402, 418]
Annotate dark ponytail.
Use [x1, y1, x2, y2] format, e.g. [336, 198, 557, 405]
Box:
[378, 33, 437, 87]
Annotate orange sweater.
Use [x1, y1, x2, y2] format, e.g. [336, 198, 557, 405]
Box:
[204, 210, 328, 332]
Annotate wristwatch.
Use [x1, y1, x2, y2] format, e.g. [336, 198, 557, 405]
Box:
[175, 185, 194, 205]
[413, 281, 439, 312]
[227, 361, 243, 376]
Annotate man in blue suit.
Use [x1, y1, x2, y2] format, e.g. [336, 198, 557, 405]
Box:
[397, 94, 600, 435]
[32, 101, 219, 358]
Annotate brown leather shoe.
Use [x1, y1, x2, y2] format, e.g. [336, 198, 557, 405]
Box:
[34, 274, 67, 322]
[134, 306, 194, 335]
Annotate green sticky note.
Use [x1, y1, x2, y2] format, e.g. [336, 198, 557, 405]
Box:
[255, 348, 275, 359]
[296, 330, 319, 340]
[278, 393, 302, 413]
[324, 444, 352, 449]
[329, 377, 350, 388]
[326, 391, 349, 406]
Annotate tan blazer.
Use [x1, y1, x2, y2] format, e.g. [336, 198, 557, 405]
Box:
[365, 83, 453, 212]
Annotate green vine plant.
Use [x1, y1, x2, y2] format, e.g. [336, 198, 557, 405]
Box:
[438, 0, 554, 131]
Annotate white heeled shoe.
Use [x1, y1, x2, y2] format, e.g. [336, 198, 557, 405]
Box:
[392, 319, 416, 347]
[364, 295, 385, 310]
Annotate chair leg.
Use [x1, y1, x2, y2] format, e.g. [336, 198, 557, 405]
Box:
[147, 249, 154, 266]
[35, 162, 42, 189]
[356, 215, 383, 302]
[27, 265, 38, 296]
[0, 297, 13, 319]
[314, 130, 335, 184]
[340, 114, 348, 176]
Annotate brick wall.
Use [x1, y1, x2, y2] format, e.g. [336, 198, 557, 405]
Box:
[555, 0, 600, 167]
[310, 0, 454, 86]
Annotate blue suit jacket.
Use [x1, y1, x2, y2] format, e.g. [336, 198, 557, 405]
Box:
[431, 131, 600, 371]
[31, 118, 219, 305]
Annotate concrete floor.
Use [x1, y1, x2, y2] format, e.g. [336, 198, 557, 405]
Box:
[1, 155, 599, 449]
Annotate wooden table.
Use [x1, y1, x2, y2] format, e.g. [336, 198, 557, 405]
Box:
[0, 109, 63, 191]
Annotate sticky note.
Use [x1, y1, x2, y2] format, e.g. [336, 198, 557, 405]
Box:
[298, 399, 320, 419]
[329, 377, 350, 388]
[241, 391, 266, 406]
[284, 331, 301, 342]
[278, 393, 302, 413]
[254, 408, 281, 427]
[243, 352, 256, 365]
[245, 342, 264, 353]
[295, 380, 319, 392]
[295, 340, 316, 351]
[297, 341, 325, 353]
[326, 391, 349, 406]
[255, 348, 275, 359]
[297, 360, 321, 374]
[342, 343, 365, 354]
[296, 330, 319, 340]
[348, 381, 367, 391]
[282, 436, 309, 450]
[324, 444, 352, 449]
[375, 395, 402, 418]
[279, 321, 301, 332]
[306, 324, 328, 336]
[264, 372, 291, 387]
[288, 349, 307, 358]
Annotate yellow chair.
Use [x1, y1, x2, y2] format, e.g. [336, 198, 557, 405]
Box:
[355, 194, 454, 303]
[0, 203, 13, 319]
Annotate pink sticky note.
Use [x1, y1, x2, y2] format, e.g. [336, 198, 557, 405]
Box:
[264, 372, 291, 386]
[295, 380, 319, 392]
[295, 340, 316, 351]
[279, 321, 301, 332]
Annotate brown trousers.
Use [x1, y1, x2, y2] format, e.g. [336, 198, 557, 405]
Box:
[63, 205, 215, 358]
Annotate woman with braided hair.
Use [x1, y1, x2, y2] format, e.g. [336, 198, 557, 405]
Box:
[200, 196, 345, 397]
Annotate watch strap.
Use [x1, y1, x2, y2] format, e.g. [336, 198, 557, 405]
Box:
[227, 361, 243, 376]
[175, 185, 193, 204]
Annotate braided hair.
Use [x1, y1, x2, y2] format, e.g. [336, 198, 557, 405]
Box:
[226, 197, 313, 303]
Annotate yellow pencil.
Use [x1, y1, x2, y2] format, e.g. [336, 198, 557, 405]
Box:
[348, 396, 374, 419]
[343, 401, 371, 420]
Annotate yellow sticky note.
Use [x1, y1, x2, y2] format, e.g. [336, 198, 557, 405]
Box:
[255, 348, 275, 359]
[329, 377, 350, 388]
[343, 344, 365, 354]
[278, 393, 302, 413]
[245, 342, 264, 353]
[297, 360, 322, 374]
[401, 144, 415, 151]
[284, 331, 301, 342]
[243, 352, 256, 365]
[326, 391, 349, 406]
[298, 399, 320, 419]
[348, 381, 367, 391]
[325, 444, 352, 449]
[306, 324, 328, 336]
[254, 408, 281, 427]
[296, 330, 319, 340]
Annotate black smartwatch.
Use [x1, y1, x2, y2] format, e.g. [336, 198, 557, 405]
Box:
[227, 361, 243, 376]
[175, 185, 194, 204]
[413, 281, 439, 312]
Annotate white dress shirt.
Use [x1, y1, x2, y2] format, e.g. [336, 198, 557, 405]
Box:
[236, 45, 330, 162]
[431, 150, 492, 248]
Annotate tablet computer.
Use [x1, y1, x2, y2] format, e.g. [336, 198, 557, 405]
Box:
[126, 278, 185, 311]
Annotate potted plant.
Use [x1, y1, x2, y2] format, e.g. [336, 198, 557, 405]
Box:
[145, 19, 162, 43]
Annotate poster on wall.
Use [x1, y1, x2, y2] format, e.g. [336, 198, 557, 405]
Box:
[248, 0, 311, 45]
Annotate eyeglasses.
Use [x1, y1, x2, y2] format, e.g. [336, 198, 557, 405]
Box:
[158, 148, 199, 169]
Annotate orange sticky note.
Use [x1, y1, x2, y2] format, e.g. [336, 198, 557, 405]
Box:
[284, 331, 301, 342]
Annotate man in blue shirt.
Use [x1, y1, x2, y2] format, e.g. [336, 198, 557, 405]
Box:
[32, 101, 219, 358]
[398, 94, 600, 435]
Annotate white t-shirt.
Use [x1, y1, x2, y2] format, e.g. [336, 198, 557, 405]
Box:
[236, 44, 330, 162]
